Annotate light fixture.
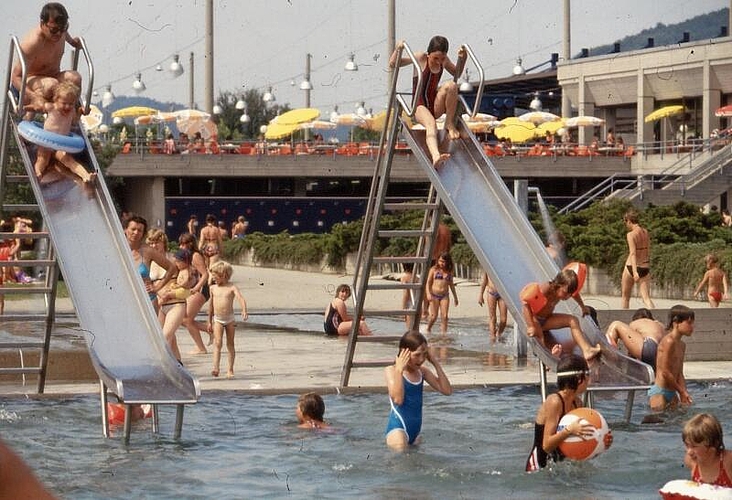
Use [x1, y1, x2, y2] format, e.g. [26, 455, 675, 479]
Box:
[299, 79, 313, 91]
[132, 73, 146, 93]
[356, 101, 367, 117]
[235, 98, 246, 110]
[98, 124, 109, 133]
[345, 53, 358, 71]
[330, 105, 339, 122]
[259, 125, 268, 135]
[212, 104, 223, 115]
[112, 116, 123, 125]
[169, 54, 184, 77]
[102, 84, 115, 107]
[239, 112, 250, 123]
[155, 63, 163, 72]
[459, 68, 474, 93]
[263, 86, 275, 103]
[512, 57, 526, 76]
[290, 79, 296, 86]
[529, 93, 542, 111]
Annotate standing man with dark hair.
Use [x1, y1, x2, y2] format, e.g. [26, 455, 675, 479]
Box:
[12, 3, 82, 114]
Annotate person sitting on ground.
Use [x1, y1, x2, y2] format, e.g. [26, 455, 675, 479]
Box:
[32, 82, 95, 186]
[323, 284, 371, 336]
[693, 253, 729, 308]
[605, 307, 666, 370]
[520, 269, 601, 361]
[12, 2, 82, 116]
[296, 393, 330, 430]
[682, 413, 732, 487]
[389, 35, 465, 168]
[648, 305, 695, 411]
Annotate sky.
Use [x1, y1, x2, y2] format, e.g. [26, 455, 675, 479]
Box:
[1, 0, 728, 116]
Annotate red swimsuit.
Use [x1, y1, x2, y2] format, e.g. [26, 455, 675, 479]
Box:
[692, 456, 732, 487]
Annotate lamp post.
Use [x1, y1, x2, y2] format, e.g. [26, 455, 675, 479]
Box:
[300, 53, 313, 108]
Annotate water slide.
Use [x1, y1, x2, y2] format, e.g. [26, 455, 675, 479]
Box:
[399, 116, 653, 388]
[8, 114, 200, 405]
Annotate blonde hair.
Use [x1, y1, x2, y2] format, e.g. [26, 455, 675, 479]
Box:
[53, 81, 80, 101]
[209, 260, 233, 281]
[683, 413, 725, 453]
[705, 253, 720, 267]
[146, 228, 168, 246]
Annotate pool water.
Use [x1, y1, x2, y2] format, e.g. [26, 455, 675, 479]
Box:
[1, 381, 730, 499]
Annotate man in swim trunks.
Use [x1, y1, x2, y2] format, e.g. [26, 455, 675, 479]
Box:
[649, 305, 694, 411]
[621, 209, 655, 309]
[605, 308, 666, 370]
[12, 3, 82, 115]
[389, 36, 465, 168]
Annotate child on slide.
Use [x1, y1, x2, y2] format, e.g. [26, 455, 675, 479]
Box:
[389, 35, 465, 168]
[520, 269, 601, 361]
[33, 82, 95, 186]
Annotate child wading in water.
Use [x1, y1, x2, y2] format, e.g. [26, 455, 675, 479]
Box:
[520, 269, 601, 361]
[295, 393, 330, 430]
[426, 252, 459, 335]
[33, 82, 95, 185]
[384, 331, 452, 450]
[525, 354, 613, 471]
[207, 260, 248, 378]
[389, 35, 465, 168]
[693, 253, 729, 308]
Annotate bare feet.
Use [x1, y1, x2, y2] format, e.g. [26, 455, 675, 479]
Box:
[446, 126, 460, 141]
[84, 172, 97, 185]
[432, 153, 450, 169]
[211, 369, 219, 377]
[226, 371, 234, 379]
[550, 344, 563, 357]
[583, 344, 602, 361]
[189, 348, 207, 355]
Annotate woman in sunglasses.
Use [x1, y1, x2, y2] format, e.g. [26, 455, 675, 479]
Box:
[12, 3, 82, 116]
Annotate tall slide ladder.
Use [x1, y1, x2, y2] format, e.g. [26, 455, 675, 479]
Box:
[1, 36, 199, 442]
[340, 42, 482, 387]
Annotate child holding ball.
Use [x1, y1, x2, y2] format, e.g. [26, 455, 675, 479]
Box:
[525, 354, 613, 471]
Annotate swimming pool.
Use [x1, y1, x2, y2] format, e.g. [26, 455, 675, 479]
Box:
[1, 381, 729, 499]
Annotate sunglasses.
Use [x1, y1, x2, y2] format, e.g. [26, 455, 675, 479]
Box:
[45, 22, 68, 35]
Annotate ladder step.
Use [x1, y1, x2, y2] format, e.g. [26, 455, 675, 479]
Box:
[367, 282, 422, 291]
[0, 260, 55, 267]
[0, 314, 52, 322]
[351, 360, 394, 369]
[377, 229, 429, 238]
[384, 202, 439, 211]
[356, 335, 403, 343]
[0, 341, 46, 349]
[0, 367, 43, 375]
[0, 286, 53, 295]
[2, 204, 39, 211]
[0, 231, 51, 239]
[5, 175, 29, 183]
[372, 256, 429, 265]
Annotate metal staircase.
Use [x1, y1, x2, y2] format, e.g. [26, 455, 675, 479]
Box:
[340, 42, 482, 387]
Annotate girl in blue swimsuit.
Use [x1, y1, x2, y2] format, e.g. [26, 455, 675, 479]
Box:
[385, 331, 452, 450]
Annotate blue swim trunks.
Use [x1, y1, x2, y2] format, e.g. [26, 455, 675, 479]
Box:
[648, 384, 677, 404]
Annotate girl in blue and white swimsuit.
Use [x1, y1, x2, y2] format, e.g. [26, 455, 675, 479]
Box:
[385, 331, 452, 450]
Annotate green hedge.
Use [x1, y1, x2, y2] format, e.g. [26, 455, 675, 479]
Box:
[221, 199, 732, 290]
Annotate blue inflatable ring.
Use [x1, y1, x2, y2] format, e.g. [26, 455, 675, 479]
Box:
[17, 120, 85, 154]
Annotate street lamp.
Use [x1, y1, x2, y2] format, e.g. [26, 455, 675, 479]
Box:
[459, 68, 474, 93]
[132, 73, 146, 93]
[235, 97, 246, 110]
[102, 84, 115, 107]
[300, 53, 313, 108]
[263, 87, 276, 103]
[344, 53, 358, 71]
[169, 54, 184, 77]
[512, 58, 526, 76]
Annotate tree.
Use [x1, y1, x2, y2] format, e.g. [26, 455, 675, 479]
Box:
[213, 89, 289, 141]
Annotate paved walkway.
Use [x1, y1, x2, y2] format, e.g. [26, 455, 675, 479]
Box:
[1, 265, 730, 396]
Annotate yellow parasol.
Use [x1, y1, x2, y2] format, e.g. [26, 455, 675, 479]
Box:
[364, 110, 388, 131]
[536, 120, 566, 136]
[264, 122, 298, 140]
[111, 106, 159, 118]
[273, 108, 321, 126]
[494, 118, 537, 143]
[644, 105, 685, 123]
[564, 115, 605, 128]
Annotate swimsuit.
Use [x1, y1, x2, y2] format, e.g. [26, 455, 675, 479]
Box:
[138, 262, 156, 301]
[626, 265, 650, 278]
[648, 384, 677, 404]
[412, 63, 443, 115]
[488, 290, 501, 300]
[431, 292, 447, 301]
[385, 372, 424, 445]
[640, 337, 658, 370]
[692, 456, 732, 487]
[430, 269, 452, 301]
[324, 303, 341, 336]
[214, 313, 235, 326]
[525, 393, 570, 472]
[709, 291, 723, 303]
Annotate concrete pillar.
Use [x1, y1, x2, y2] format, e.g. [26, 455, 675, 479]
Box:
[637, 71, 654, 146]
[577, 75, 595, 144]
[703, 59, 722, 139]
